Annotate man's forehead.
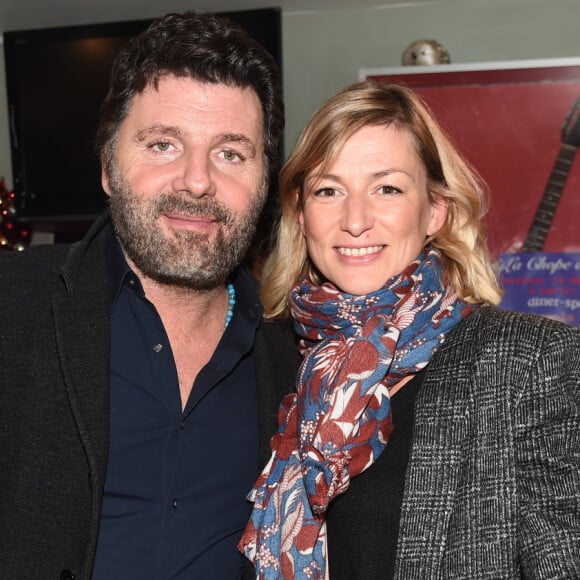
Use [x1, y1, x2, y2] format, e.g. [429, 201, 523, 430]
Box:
[124, 76, 265, 142]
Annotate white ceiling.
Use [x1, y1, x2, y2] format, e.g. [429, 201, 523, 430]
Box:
[0, 0, 424, 33]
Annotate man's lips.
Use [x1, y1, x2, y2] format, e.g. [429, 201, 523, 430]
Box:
[162, 212, 220, 230]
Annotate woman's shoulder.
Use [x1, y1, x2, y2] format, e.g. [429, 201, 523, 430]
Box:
[445, 306, 580, 360]
[426, 306, 580, 411]
[458, 305, 580, 343]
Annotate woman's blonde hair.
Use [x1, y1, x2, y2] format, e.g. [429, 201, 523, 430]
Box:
[261, 81, 502, 318]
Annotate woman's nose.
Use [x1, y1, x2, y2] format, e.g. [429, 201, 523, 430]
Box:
[340, 193, 374, 237]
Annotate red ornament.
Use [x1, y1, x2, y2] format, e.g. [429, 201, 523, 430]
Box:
[0, 177, 31, 251]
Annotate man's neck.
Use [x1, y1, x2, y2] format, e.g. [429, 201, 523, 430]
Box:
[131, 264, 233, 410]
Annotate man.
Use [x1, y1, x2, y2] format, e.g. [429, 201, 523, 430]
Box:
[0, 11, 299, 580]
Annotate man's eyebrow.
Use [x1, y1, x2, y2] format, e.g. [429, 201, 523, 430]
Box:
[218, 133, 258, 157]
[134, 125, 183, 142]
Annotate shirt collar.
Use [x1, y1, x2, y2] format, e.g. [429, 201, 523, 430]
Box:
[105, 228, 145, 307]
[105, 225, 263, 322]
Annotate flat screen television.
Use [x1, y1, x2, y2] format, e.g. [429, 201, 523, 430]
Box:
[3, 8, 282, 231]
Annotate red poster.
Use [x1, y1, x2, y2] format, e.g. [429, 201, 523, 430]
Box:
[361, 59, 580, 256]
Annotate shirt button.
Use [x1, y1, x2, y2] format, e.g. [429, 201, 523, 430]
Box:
[153, 343, 163, 353]
[172, 499, 179, 509]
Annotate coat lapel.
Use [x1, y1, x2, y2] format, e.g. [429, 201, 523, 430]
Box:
[51, 218, 111, 505]
[52, 288, 110, 484]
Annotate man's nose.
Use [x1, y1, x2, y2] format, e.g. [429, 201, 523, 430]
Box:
[171, 152, 216, 197]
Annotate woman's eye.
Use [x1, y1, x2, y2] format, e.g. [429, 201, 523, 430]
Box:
[378, 185, 402, 195]
[313, 187, 337, 198]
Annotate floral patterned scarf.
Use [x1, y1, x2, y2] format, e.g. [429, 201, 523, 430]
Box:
[239, 249, 474, 579]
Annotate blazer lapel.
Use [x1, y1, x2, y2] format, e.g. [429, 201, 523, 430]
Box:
[394, 325, 473, 579]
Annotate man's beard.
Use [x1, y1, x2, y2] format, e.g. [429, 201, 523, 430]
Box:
[108, 172, 266, 290]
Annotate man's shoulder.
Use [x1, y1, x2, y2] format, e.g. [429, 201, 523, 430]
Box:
[0, 245, 75, 316]
[0, 243, 71, 279]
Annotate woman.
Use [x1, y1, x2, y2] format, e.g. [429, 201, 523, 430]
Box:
[239, 81, 580, 579]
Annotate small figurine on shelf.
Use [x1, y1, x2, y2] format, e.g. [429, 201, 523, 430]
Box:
[401, 39, 451, 66]
[0, 177, 31, 251]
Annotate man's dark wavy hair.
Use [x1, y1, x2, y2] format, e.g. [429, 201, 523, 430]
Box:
[96, 10, 284, 185]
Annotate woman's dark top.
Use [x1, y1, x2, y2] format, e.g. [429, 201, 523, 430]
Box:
[326, 368, 425, 579]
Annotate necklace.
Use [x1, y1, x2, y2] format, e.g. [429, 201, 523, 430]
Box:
[225, 282, 236, 329]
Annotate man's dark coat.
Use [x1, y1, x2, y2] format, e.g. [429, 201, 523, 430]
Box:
[0, 214, 300, 580]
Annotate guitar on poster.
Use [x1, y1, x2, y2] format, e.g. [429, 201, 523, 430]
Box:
[515, 97, 580, 253]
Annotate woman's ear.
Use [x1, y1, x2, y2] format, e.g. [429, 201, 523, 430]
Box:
[427, 196, 447, 236]
[297, 189, 306, 236]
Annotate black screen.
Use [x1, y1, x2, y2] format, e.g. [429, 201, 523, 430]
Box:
[3, 9, 282, 227]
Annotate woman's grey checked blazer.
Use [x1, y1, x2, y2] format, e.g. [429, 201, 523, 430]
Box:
[389, 306, 580, 579]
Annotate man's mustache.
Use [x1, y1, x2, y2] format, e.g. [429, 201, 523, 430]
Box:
[151, 194, 234, 225]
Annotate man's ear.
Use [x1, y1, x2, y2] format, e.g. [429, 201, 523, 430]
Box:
[101, 165, 112, 197]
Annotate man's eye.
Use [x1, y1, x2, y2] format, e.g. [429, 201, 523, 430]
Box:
[220, 149, 243, 162]
[150, 141, 173, 152]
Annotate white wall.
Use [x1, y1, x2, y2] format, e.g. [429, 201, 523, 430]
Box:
[1, 0, 579, 189]
[282, 0, 580, 152]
